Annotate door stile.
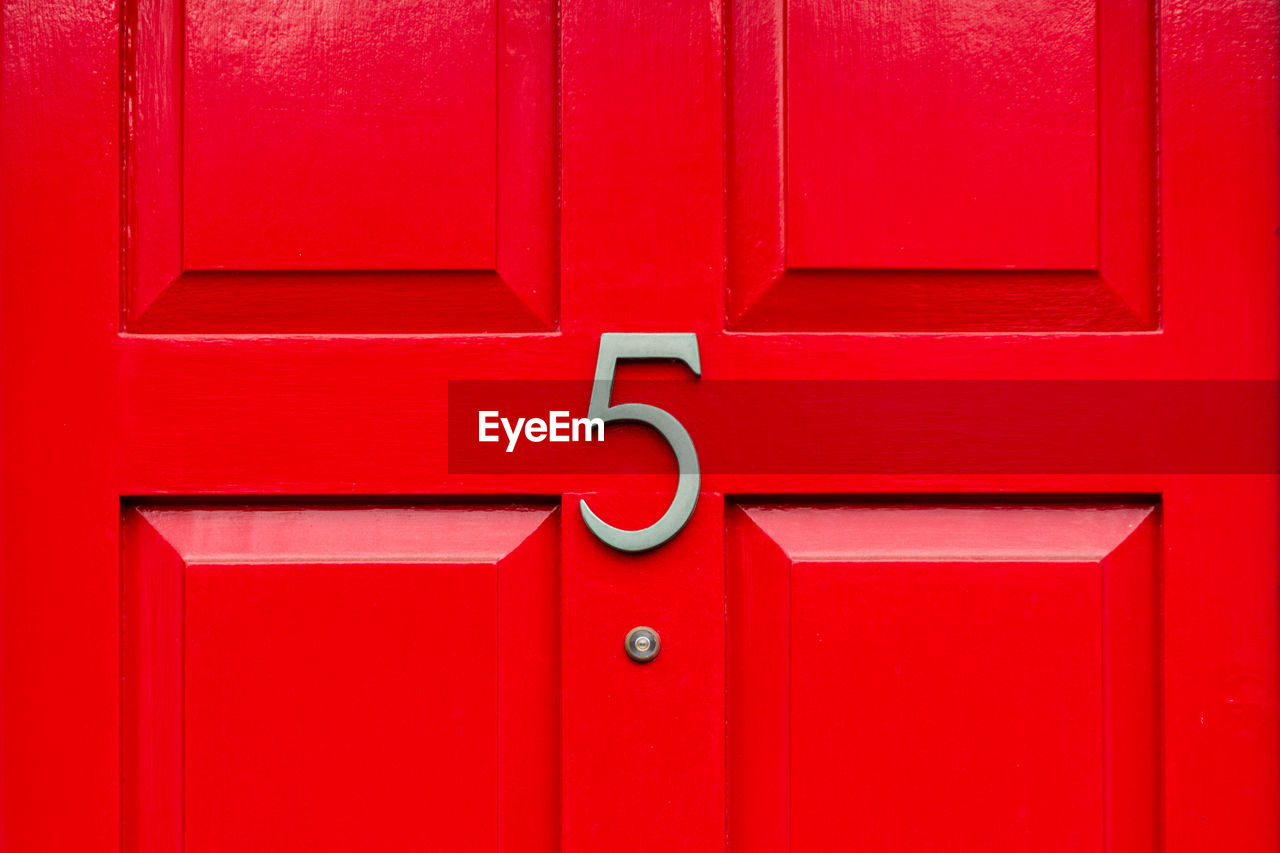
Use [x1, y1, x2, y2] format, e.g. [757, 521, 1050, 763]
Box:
[560, 492, 726, 850]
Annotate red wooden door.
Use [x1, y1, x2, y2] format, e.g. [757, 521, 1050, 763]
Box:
[3, 0, 1277, 850]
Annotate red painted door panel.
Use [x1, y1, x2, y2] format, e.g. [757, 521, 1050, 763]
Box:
[730, 0, 1156, 330]
[126, 0, 555, 333]
[729, 504, 1159, 851]
[3, 0, 1277, 851]
[184, 0, 497, 270]
[122, 506, 557, 850]
[788, 0, 1100, 270]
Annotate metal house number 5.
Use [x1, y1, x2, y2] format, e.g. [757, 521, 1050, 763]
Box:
[579, 333, 702, 553]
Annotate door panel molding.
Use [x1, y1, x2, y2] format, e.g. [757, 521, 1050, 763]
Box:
[122, 0, 558, 333]
[727, 0, 1157, 331]
[727, 501, 1160, 851]
[121, 504, 559, 851]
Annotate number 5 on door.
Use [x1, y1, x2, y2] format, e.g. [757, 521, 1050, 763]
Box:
[579, 333, 701, 552]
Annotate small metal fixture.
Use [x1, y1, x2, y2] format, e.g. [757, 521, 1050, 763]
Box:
[624, 626, 660, 663]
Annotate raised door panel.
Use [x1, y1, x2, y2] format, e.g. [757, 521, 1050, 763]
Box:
[125, 0, 556, 332]
[184, 0, 495, 271]
[728, 503, 1159, 851]
[122, 505, 558, 852]
[728, 0, 1156, 330]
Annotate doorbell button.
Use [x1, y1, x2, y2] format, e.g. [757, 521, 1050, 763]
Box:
[624, 626, 660, 663]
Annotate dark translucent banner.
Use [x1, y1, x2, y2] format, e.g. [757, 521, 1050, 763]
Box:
[448, 380, 1278, 474]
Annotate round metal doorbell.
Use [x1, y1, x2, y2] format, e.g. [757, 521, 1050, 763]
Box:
[624, 626, 660, 663]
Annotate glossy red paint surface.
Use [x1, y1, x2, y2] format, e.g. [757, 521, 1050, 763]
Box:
[730, 0, 1156, 330]
[125, 0, 556, 332]
[729, 504, 1160, 851]
[123, 506, 558, 851]
[788, 0, 1100, 270]
[2, 0, 1277, 851]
